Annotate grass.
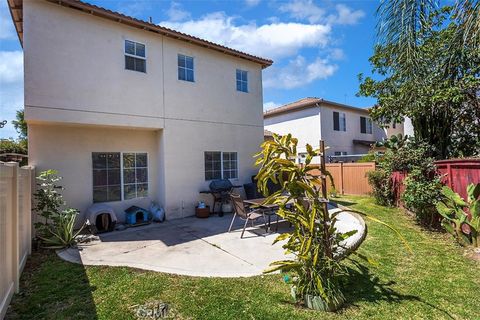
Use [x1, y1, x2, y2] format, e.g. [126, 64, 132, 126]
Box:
[6, 195, 480, 320]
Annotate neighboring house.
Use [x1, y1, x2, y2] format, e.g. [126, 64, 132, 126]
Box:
[264, 98, 389, 163]
[8, 0, 272, 221]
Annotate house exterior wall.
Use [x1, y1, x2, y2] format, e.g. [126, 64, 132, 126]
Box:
[28, 124, 160, 223]
[319, 104, 386, 157]
[24, 0, 265, 221]
[263, 107, 321, 149]
[264, 104, 387, 162]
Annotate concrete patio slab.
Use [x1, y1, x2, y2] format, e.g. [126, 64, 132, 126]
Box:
[58, 213, 294, 277]
[58, 204, 365, 278]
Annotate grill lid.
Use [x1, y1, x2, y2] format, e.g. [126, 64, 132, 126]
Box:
[209, 179, 233, 192]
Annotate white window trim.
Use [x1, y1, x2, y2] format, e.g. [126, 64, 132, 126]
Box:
[124, 40, 147, 73]
[178, 53, 195, 82]
[204, 151, 239, 181]
[92, 151, 149, 203]
[339, 112, 346, 132]
[124, 39, 147, 60]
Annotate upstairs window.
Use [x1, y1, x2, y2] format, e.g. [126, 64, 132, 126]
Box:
[125, 40, 146, 73]
[333, 111, 346, 131]
[236, 69, 248, 92]
[334, 151, 348, 156]
[178, 54, 194, 82]
[204, 151, 238, 180]
[360, 116, 373, 134]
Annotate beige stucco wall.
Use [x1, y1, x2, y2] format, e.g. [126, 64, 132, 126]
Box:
[23, 0, 263, 129]
[264, 107, 321, 150]
[319, 104, 386, 157]
[264, 104, 388, 161]
[162, 119, 263, 219]
[28, 124, 160, 222]
[24, 0, 265, 221]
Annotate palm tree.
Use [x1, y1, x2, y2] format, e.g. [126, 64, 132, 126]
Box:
[376, 0, 479, 61]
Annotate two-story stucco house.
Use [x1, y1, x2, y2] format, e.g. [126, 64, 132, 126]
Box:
[264, 98, 395, 163]
[8, 0, 272, 221]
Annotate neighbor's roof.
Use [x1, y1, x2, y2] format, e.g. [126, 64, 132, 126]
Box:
[264, 97, 371, 118]
[7, 0, 273, 69]
[263, 129, 275, 137]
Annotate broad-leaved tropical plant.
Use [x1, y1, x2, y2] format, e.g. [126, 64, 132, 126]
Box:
[436, 183, 480, 247]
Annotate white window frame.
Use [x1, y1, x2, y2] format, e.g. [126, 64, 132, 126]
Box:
[236, 69, 248, 93]
[178, 54, 195, 82]
[92, 151, 149, 203]
[124, 39, 147, 73]
[204, 151, 238, 181]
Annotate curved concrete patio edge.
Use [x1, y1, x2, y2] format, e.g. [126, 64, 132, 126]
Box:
[56, 206, 366, 278]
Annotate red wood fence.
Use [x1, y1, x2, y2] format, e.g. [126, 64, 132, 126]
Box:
[435, 159, 480, 199]
[392, 158, 480, 205]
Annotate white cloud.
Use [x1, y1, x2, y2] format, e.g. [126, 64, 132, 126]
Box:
[279, 0, 326, 24]
[263, 55, 337, 89]
[116, 0, 152, 18]
[160, 13, 331, 59]
[245, 0, 261, 7]
[166, 2, 191, 22]
[328, 48, 345, 60]
[328, 4, 365, 25]
[263, 101, 281, 111]
[0, 1, 17, 40]
[280, 1, 364, 26]
[0, 51, 23, 83]
[0, 51, 24, 139]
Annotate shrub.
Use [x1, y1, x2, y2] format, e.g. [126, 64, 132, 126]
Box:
[402, 168, 443, 227]
[367, 169, 393, 206]
[34, 170, 83, 249]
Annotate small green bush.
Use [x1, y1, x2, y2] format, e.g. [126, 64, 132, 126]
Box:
[402, 169, 443, 227]
[367, 169, 394, 206]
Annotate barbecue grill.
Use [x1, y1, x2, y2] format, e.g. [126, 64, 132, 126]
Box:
[199, 179, 241, 216]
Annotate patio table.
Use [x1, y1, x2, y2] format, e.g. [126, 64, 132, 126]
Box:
[243, 198, 291, 232]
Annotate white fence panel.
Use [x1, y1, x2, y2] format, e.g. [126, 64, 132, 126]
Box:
[0, 162, 34, 320]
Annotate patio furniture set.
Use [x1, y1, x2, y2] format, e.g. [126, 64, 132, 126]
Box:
[200, 178, 289, 238]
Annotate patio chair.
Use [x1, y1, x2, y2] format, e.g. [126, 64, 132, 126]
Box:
[228, 193, 267, 238]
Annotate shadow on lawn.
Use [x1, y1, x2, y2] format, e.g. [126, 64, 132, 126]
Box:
[6, 251, 98, 320]
[342, 261, 455, 319]
[331, 198, 358, 207]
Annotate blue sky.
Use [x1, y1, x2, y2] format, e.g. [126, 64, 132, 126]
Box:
[0, 0, 378, 138]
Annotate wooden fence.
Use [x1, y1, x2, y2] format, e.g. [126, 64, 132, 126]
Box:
[309, 162, 375, 195]
[435, 159, 480, 200]
[0, 162, 34, 319]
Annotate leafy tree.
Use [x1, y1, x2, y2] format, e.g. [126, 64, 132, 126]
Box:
[12, 109, 27, 140]
[359, 7, 480, 159]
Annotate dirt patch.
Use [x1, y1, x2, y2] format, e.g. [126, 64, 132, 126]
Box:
[464, 248, 480, 262]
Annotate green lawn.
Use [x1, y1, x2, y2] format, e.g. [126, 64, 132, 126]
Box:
[6, 196, 480, 320]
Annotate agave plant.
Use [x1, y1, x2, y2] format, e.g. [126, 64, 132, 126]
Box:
[436, 183, 480, 247]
